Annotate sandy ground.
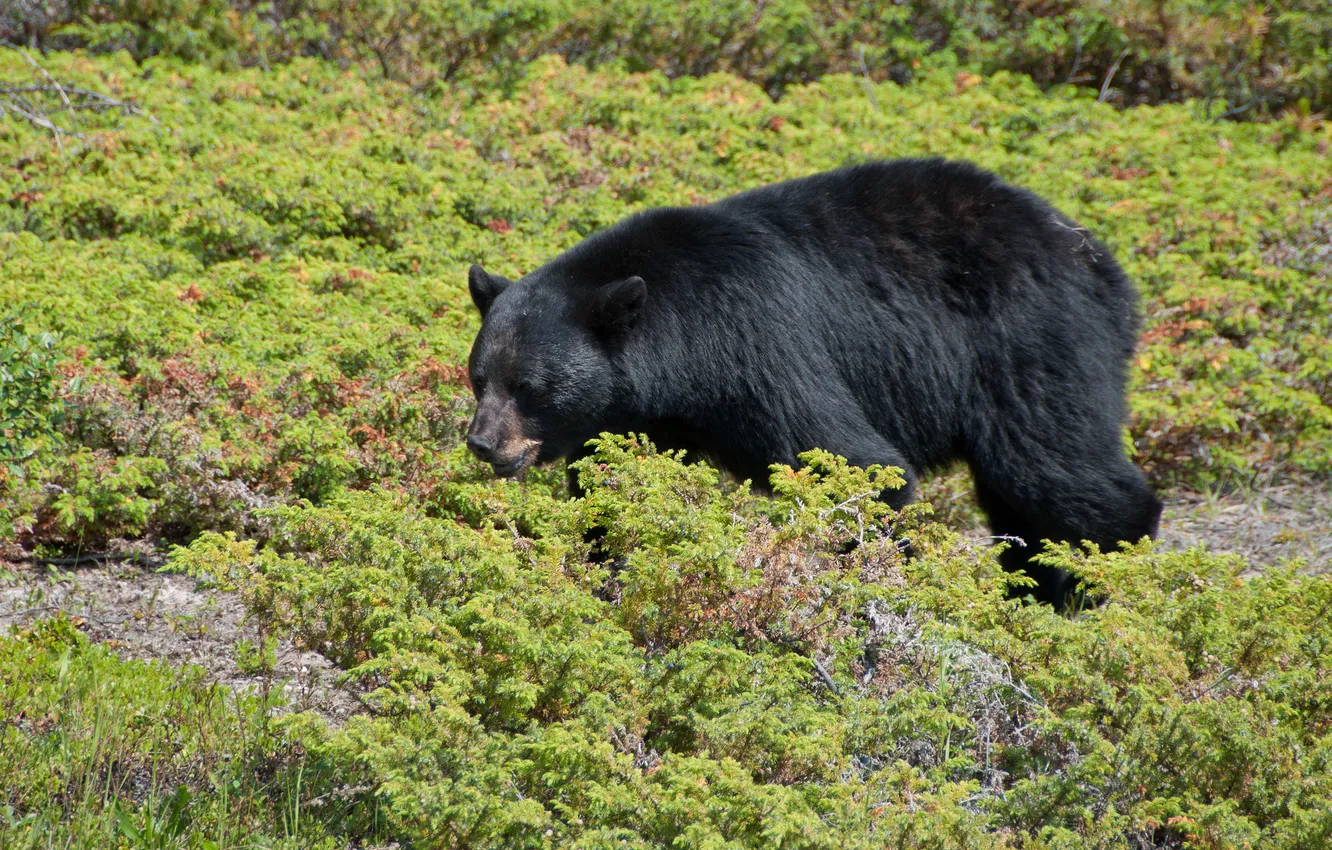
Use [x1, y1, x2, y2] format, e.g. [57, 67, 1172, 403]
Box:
[2, 481, 1328, 724]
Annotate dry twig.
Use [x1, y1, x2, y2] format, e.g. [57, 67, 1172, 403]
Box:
[0, 44, 155, 150]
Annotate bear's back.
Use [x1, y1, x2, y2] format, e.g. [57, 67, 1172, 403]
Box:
[716, 159, 1083, 278]
[710, 159, 1133, 327]
[539, 157, 1134, 352]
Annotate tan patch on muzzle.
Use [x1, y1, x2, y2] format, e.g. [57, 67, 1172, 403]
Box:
[468, 395, 543, 478]
[494, 435, 542, 478]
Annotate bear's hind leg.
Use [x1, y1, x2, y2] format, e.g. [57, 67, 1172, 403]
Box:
[971, 448, 1161, 608]
[973, 485, 1080, 607]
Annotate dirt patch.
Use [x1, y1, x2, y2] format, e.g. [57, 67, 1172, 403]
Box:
[1157, 480, 1332, 574]
[0, 558, 364, 726]
[930, 469, 1332, 573]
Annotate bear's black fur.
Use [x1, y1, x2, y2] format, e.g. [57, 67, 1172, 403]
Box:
[465, 158, 1162, 606]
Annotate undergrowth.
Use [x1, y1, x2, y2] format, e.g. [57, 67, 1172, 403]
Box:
[0, 616, 353, 849]
[147, 438, 1331, 848]
[1, 50, 1329, 549]
[7, 1, 1331, 116]
[4, 438, 1330, 847]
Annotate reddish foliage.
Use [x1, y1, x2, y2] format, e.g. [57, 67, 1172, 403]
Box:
[227, 376, 261, 408]
[565, 127, 595, 153]
[135, 359, 217, 415]
[349, 423, 386, 446]
[572, 169, 607, 189]
[1110, 166, 1149, 180]
[1140, 318, 1210, 345]
[325, 267, 374, 293]
[954, 71, 982, 92]
[414, 358, 471, 391]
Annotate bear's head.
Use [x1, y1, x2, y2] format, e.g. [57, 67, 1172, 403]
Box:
[465, 264, 646, 477]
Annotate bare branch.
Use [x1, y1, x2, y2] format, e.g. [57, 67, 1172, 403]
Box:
[8, 42, 81, 137]
[0, 97, 79, 149]
[1098, 48, 1131, 103]
[0, 44, 156, 150]
[856, 44, 880, 113]
[812, 656, 841, 695]
[6, 551, 163, 568]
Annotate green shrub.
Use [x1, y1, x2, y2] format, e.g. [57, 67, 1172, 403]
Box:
[7, 1, 1330, 114]
[3, 17, 1331, 850]
[38, 448, 166, 543]
[162, 436, 1332, 849]
[940, 1, 1332, 117]
[0, 315, 62, 467]
[0, 315, 67, 543]
[3, 50, 1329, 547]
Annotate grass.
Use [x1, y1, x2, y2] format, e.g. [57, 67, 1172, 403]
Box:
[0, 616, 362, 849]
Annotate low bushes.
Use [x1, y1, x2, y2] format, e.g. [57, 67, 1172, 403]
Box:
[2, 51, 1329, 551]
[155, 437, 1332, 848]
[6, 1, 1329, 115]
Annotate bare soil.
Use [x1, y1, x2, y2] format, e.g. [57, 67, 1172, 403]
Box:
[0, 555, 364, 725]
[1157, 480, 1332, 575]
[928, 474, 1332, 573]
[2, 481, 1328, 724]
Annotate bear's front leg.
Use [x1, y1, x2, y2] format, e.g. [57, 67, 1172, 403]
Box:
[798, 428, 918, 511]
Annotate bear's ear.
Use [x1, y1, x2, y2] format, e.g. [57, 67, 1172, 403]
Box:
[469, 265, 511, 318]
[585, 276, 646, 333]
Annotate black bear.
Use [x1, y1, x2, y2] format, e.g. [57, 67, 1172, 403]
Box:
[464, 158, 1162, 605]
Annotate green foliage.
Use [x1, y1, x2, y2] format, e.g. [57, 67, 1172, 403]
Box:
[1, 49, 1329, 547]
[161, 438, 1332, 849]
[42, 448, 167, 542]
[939, 1, 1332, 117]
[0, 616, 354, 849]
[2, 28, 1331, 850]
[9, 1, 1331, 114]
[0, 315, 67, 542]
[0, 315, 62, 467]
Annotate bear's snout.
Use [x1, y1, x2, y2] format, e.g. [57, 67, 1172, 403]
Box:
[465, 432, 497, 461]
[467, 394, 541, 477]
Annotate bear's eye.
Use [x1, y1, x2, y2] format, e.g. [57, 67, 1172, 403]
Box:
[515, 377, 545, 399]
